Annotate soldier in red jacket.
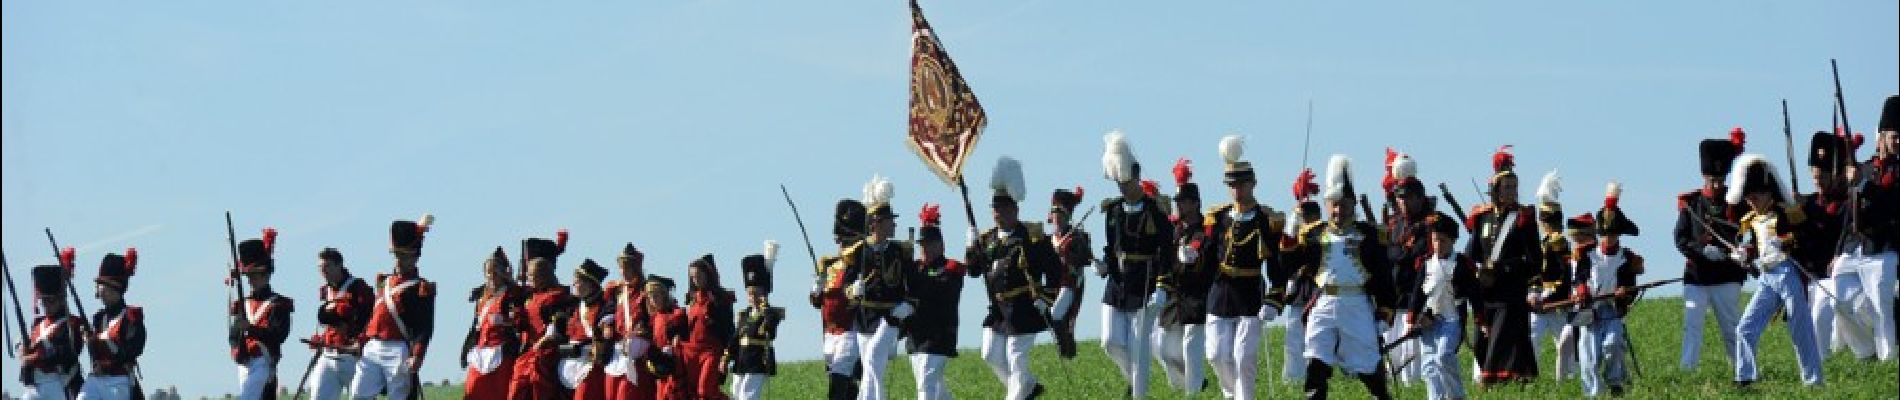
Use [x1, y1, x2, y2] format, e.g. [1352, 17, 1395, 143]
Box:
[82, 249, 147, 400]
[465, 247, 525, 400]
[561, 260, 613, 400]
[23, 262, 87, 400]
[601, 244, 651, 400]
[230, 230, 295, 400]
[511, 233, 577, 400]
[350, 217, 438, 400]
[680, 256, 736, 400]
[308, 248, 374, 400]
[645, 276, 687, 400]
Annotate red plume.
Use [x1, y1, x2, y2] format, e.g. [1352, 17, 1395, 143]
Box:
[1491, 145, 1516, 173]
[1140, 180, 1160, 198]
[1848, 132, 1865, 150]
[556, 229, 570, 251]
[261, 227, 278, 253]
[58, 247, 76, 275]
[1073, 186, 1085, 201]
[1292, 168, 1318, 200]
[1384, 147, 1400, 168]
[125, 247, 140, 276]
[1729, 127, 1746, 152]
[1172, 158, 1193, 186]
[919, 203, 942, 227]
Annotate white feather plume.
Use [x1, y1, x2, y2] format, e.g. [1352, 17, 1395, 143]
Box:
[1323, 154, 1352, 201]
[1725, 153, 1782, 204]
[1605, 181, 1622, 200]
[863, 174, 894, 207]
[1102, 130, 1136, 183]
[1219, 135, 1245, 164]
[1535, 170, 1562, 205]
[418, 213, 435, 229]
[1391, 154, 1417, 181]
[762, 240, 779, 269]
[992, 156, 1027, 203]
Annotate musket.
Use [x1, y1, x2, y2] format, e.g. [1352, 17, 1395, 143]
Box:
[1831, 59, 1854, 141]
[1536, 278, 1683, 312]
[2, 250, 28, 357]
[1784, 99, 1801, 195]
[224, 212, 248, 333]
[1357, 194, 1376, 226]
[290, 339, 326, 400]
[44, 229, 92, 330]
[1438, 183, 1471, 230]
[778, 185, 824, 290]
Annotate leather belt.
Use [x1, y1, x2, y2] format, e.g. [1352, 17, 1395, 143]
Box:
[1321, 285, 1364, 296]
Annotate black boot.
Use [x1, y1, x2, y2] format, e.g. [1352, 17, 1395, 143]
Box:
[828, 373, 854, 400]
[1056, 323, 1079, 359]
[1357, 372, 1393, 400]
[1303, 359, 1333, 400]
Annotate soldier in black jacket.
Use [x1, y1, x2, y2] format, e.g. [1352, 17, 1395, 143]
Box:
[842, 174, 915, 400]
[1851, 95, 1900, 359]
[23, 264, 88, 399]
[1288, 155, 1397, 400]
[1798, 131, 1860, 358]
[1462, 147, 1543, 387]
[1673, 130, 1747, 371]
[1095, 130, 1173, 399]
[82, 250, 147, 400]
[1203, 137, 1284, 400]
[905, 204, 963, 400]
[967, 156, 1062, 400]
[1047, 187, 1092, 359]
[1154, 157, 1213, 395]
[728, 251, 784, 400]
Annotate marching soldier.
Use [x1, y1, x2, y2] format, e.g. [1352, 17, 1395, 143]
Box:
[1204, 136, 1282, 400]
[1288, 155, 1397, 400]
[728, 246, 785, 400]
[1851, 95, 1900, 359]
[1463, 146, 1543, 386]
[1154, 158, 1211, 395]
[680, 255, 736, 400]
[81, 249, 145, 400]
[230, 230, 294, 400]
[1409, 213, 1475, 400]
[1798, 131, 1853, 358]
[1380, 151, 1432, 386]
[812, 200, 867, 400]
[309, 248, 375, 400]
[350, 217, 438, 400]
[842, 175, 917, 400]
[905, 204, 963, 400]
[1570, 183, 1644, 397]
[1280, 168, 1324, 383]
[560, 259, 613, 400]
[465, 247, 526, 400]
[1048, 187, 1092, 359]
[510, 233, 577, 400]
[1674, 129, 1747, 370]
[967, 156, 1062, 400]
[644, 275, 687, 399]
[24, 262, 87, 400]
[1726, 154, 1825, 387]
[1096, 131, 1172, 398]
[1529, 171, 1580, 379]
[602, 244, 651, 400]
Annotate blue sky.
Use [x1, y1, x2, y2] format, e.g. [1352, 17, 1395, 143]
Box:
[4, 1, 1894, 397]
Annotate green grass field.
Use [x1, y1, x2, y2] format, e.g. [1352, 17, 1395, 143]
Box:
[404, 297, 1896, 399]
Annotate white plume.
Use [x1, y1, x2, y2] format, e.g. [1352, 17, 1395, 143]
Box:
[1605, 181, 1622, 200]
[762, 240, 780, 268]
[1323, 154, 1352, 201]
[418, 213, 436, 229]
[1725, 153, 1782, 204]
[1535, 170, 1562, 205]
[992, 156, 1027, 203]
[1102, 130, 1136, 183]
[863, 174, 894, 207]
[1219, 135, 1245, 164]
[1391, 154, 1417, 181]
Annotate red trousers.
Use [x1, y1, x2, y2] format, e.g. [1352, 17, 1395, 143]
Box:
[508, 350, 565, 400]
[677, 347, 728, 400]
[572, 367, 607, 400]
[465, 354, 517, 400]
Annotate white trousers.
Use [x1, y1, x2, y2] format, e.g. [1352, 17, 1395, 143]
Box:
[1152, 323, 1206, 394]
[731, 373, 769, 400]
[824, 331, 860, 376]
[1679, 283, 1742, 370]
[1838, 250, 1899, 360]
[1386, 313, 1422, 385]
[237, 356, 275, 400]
[1553, 324, 1580, 380]
[77, 374, 133, 400]
[909, 353, 953, 400]
[981, 328, 1038, 400]
[1827, 268, 1879, 359]
[1206, 316, 1262, 400]
[1812, 278, 1839, 356]
[308, 352, 360, 400]
[1282, 306, 1308, 381]
[25, 371, 75, 400]
[1304, 294, 1380, 375]
[856, 320, 900, 400]
[349, 339, 413, 400]
[1100, 305, 1154, 397]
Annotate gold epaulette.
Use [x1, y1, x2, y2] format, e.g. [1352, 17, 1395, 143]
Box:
[1266, 209, 1287, 233]
[1023, 222, 1047, 242]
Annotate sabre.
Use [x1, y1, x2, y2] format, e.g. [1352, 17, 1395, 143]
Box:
[778, 184, 824, 286]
